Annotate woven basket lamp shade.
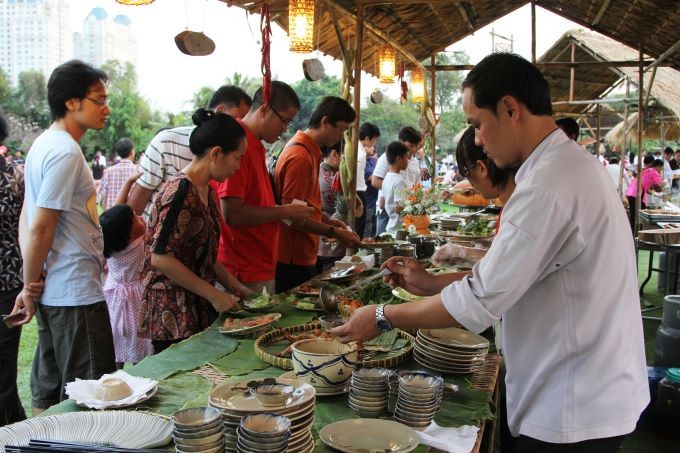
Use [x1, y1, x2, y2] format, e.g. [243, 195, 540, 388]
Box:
[410, 68, 425, 103]
[378, 45, 396, 84]
[289, 0, 315, 53]
[115, 0, 154, 5]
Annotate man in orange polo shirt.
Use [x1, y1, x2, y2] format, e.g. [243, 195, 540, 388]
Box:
[274, 96, 363, 293]
[218, 82, 315, 294]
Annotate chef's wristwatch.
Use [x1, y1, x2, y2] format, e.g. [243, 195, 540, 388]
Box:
[375, 304, 393, 332]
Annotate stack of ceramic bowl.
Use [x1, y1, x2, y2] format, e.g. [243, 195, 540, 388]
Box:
[209, 378, 316, 453]
[439, 217, 462, 231]
[348, 368, 391, 417]
[236, 414, 291, 453]
[393, 371, 443, 430]
[378, 245, 395, 266]
[396, 244, 416, 259]
[172, 407, 224, 453]
[414, 327, 489, 374]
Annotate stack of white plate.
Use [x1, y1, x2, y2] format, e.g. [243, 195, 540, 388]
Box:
[414, 327, 489, 374]
[172, 407, 224, 453]
[393, 371, 443, 430]
[0, 411, 172, 451]
[209, 378, 316, 453]
[348, 368, 391, 417]
[237, 414, 291, 453]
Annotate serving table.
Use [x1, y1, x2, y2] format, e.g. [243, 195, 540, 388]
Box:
[39, 276, 499, 453]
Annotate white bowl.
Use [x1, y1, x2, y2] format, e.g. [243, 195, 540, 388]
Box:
[292, 339, 358, 390]
[94, 378, 133, 401]
[172, 407, 221, 429]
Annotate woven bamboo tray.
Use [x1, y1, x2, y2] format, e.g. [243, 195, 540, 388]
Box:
[254, 322, 414, 370]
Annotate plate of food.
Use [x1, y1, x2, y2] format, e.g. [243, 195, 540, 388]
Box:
[289, 297, 325, 312]
[291, 282, 321, 297]
[361, 234, 407, 248]
[220, 313, 282, 337]
[241, 288, 280, 313]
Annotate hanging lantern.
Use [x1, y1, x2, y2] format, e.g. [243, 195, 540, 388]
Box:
[411, 68, 425, 103]
[289, 0, 315, 53]
[115, 0, 155, 5]
[378, 45, 396, 84]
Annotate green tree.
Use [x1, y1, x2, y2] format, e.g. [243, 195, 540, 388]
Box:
[224, 72, 259, 96]
[361, 98, 422, 154]
[0, 67, 10, 105]
[11, 71, 50, 128]
[428, 51, 468, 115]
[80, 60, 157, 160]
[289, 76, 343, 138]
[191, 86, 215, 110]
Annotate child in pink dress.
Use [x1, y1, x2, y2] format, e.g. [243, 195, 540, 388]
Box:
[100, 177, 153, 367]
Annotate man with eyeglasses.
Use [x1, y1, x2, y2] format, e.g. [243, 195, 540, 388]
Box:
[218, 82, 315, 295]
[10, 60, 117, 414]
[273, 96, 363, 293]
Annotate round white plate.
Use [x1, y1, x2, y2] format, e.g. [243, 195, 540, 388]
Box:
[209, 377, 315, 412]
[419, 327, 490, 350]
[319, 419, 419, 453]
[219, 313, 282, 336]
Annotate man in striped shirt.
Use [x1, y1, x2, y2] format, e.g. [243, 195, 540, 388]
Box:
[127, 85, 251, 220]
[97, 137, 137, 210]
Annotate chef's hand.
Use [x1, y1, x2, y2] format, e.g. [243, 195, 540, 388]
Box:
[381, 257, 436, 296]
[330, 305, 381, 343]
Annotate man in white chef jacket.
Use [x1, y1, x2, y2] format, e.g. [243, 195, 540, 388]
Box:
[331, 53, 649, 452]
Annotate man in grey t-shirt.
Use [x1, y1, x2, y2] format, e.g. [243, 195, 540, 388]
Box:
[11, 60, 116, 413]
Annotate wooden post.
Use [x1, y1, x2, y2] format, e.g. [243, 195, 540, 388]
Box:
[659, 112, 665, 151]
[619, 78, 630, 197]
[595, 104, 601, 158]
[531, 0, 536, 63]
[569, 42, 575, 101]
[430, 53, 437, 186]
[348, 1, 364, 233]
[634, 46, 644, 237]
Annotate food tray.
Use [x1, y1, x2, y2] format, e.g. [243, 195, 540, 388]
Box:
[255, 322, 414, 370]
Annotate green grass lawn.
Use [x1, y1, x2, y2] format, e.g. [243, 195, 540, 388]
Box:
[13, 250, 680, 450]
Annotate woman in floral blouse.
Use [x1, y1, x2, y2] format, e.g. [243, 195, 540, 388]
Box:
[138, 109, 248, 353]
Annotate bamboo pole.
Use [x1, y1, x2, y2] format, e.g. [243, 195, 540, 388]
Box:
[347, 1, 364, 233]
[430, 53, 436, 187]
[634, 46, 644, 237]
[619, 78, 630, 198]
[595, 104, 601, 158]
[569, 42, 576, 101]
[531, 0, 536, 63]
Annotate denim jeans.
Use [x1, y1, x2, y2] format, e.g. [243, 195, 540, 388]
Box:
[363, 207, 376, 239]
[376, 209, 389, 236]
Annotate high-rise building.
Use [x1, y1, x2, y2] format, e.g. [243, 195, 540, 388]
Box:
[74, 7, 137, 70]
[0, 0, 72, 86]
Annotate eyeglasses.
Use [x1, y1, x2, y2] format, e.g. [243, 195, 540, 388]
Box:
[460, 160, 480, 178]
[270, 105, 293, 127]
[84, 97, 110, 107]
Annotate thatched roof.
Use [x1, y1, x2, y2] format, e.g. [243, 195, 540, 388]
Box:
[605, 112, 680, 146]
[217, 1, 680, 77]
[540, 29, 680, 120]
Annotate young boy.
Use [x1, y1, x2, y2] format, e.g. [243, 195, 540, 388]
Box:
[382, 141, 410, 232]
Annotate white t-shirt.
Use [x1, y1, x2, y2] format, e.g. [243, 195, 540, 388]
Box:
[407, 156, 421, 186]
[373, 153, 417, 210]
[24, 130, 105, 306]
[442, 129, 649, 443]
[382, 172, 407, 232]
[137, 126, 194, 220]
[356, 142, 367, 192]
[606, 163, 630, 192]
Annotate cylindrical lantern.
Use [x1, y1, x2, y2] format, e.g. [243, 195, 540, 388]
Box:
[289, 0, 315, 53]
[115, 0, 155, 5]
[411, 68, 425, 103]
[378, 45, 396, 84]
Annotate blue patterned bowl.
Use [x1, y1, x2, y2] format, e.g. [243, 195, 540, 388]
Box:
[292, 339, 358, 391]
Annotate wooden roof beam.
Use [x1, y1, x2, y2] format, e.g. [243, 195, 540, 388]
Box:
[591, 0, 611, 27]
[455, 2, 474, 31]
[424, 60, 656, 71]
[385, 10, 431, 55]
[323, 0, 426, 71]
[646, 37, 680, 72]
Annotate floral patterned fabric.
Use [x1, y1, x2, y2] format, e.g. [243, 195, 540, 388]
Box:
[138, 174, 220, 341]
[0, 157, 24, 292]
